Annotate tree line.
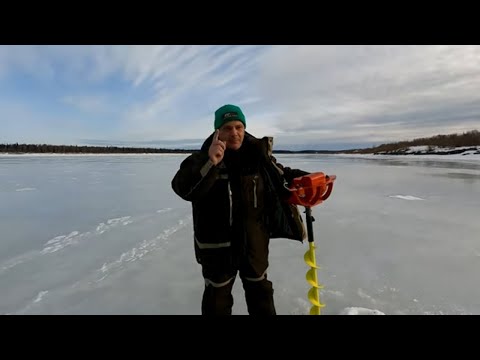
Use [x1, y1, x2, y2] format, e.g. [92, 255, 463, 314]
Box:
[0, 144, 191, 154]
[344, 130, 480, 154]
[1, 130, 479, 154]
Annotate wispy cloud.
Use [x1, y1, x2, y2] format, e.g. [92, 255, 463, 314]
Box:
[62, 94, 112, 114]
[249, 45, 480, 148]
[1, 45, 479, 150]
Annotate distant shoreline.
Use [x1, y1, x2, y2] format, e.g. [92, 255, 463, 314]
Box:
[1, 148, 479, 160]
[2, 129, 478, 155]
[1, 147, 479, 156]
[3, 146, 478, 156]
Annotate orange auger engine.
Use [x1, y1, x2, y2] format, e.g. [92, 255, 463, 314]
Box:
[287, 172, 337, 315]
[287, 172, 336, 208]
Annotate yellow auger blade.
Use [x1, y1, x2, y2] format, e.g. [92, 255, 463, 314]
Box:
[306, 268, 324, 289]
[310, 305, 323, 315]
[304, 241, 325, 315]
[304, 243, 319, 269]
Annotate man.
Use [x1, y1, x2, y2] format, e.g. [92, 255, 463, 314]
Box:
[171, 104, 309, 315]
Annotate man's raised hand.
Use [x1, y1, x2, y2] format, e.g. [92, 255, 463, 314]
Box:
[209, 129, 226, 166]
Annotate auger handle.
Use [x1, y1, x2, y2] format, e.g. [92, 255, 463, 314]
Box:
[322, 175, 336, 201]
[287, 172, 337, 208]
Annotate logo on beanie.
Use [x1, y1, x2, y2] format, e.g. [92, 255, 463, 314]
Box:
[223, 112, 238, 119]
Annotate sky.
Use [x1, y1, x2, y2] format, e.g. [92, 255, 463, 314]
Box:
[1, 45, 480, 151]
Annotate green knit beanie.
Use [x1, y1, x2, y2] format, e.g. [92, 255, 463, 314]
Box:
[214, 104, 246, 130]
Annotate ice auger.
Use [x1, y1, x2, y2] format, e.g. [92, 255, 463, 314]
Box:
[287, 172, 336, 315]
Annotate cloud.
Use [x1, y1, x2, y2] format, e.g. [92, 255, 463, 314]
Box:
[114, 45, 266, 141]
[62, 94, 112, 114]
[1, 45, 480, 150]
[253, 45, 480, 146]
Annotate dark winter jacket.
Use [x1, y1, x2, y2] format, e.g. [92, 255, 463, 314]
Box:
[171, 132, 308, 275]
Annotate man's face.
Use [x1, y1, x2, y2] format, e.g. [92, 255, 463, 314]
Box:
[218, 120, 245, 151]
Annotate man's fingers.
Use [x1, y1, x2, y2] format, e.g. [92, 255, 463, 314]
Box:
[209, 130, 226, 164]
[212, 130, 226, 149]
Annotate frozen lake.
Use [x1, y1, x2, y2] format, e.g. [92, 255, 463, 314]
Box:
[1, 153, 479, 315]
